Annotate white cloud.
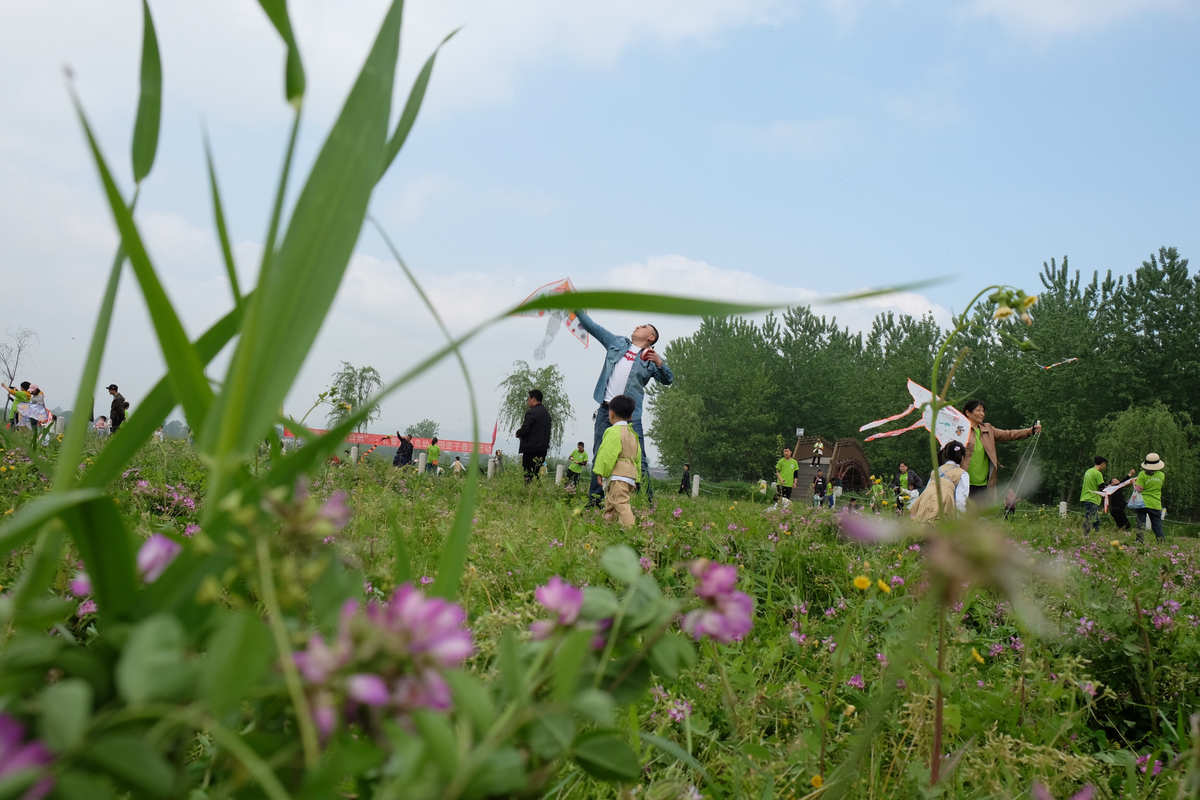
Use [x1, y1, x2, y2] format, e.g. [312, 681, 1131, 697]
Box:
[966, 0, 1188, 35]
[717, 118, 855, 157]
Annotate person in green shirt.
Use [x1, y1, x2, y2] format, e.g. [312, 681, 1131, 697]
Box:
[962, 399, 1042, 505]
[426, 438, 441, 475]
[774, 448, 799, 502]
[1133, 452, 1166, 542]
[566, 441, 588, 489]
[3, 381, 31, 428]
[1079, 456, 1107, 534]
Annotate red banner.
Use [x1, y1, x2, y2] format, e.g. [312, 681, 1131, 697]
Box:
[282, 427, 494, 455]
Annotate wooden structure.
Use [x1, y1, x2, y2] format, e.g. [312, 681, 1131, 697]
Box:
[792, 435, 871, 491]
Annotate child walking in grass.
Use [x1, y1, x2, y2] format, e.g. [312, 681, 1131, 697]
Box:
[593, 395, 641, 528]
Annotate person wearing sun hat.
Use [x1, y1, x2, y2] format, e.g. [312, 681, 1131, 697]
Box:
[1133, 453, 1166, 542]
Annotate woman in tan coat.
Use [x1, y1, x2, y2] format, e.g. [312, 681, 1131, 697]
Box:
[961, 400, 1041, 504]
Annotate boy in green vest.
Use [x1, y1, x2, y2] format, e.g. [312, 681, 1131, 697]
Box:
[775, 448, 799, 502]
[426, 438, 441, 475]
[593, 395, 641, 528]
[566, 441, 588, 490]
[1079, 456, 1106, 534]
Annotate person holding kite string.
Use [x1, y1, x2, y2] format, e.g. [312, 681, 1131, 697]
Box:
[573, 310, 674, 506]
[962, 399, 1041, 504]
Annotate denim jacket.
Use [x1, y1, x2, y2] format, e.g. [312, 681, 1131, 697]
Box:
[575, 310, 674, 420]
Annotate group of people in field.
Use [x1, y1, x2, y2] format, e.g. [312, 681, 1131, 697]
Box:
[3, 381, 128, 437]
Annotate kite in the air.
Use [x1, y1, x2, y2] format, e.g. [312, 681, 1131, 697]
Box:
[515, 278, 589, 358]
[1038, 357, 1079, 371]
[859, 378, 970, 447]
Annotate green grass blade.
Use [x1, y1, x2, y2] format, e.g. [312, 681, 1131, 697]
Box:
[203, 0, 403, 463]
[204, 134, 242, 312]
[0, 489, 106, 556]
[131, 0, 162, 183]
[81, 298, 246, 488]
[64, 498, 139, 622]
[255, 0, 306, 103]
[511, 283, 944, 317]
[820, 277, 945, 304]
[70, 87, 214, 430]
[381, 29, 460, 179]
[370, 217, 480, 600]
[52, 190, 138, 492]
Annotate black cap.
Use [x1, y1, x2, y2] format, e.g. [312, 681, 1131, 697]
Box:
[106, 384, 119, 391]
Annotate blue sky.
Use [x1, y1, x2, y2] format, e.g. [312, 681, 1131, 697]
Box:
[2, 0, 1197, 463]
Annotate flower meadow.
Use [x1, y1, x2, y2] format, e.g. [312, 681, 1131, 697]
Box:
[4, 442, 1200, 799]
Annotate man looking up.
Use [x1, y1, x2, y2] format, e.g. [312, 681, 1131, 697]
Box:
[574, 310, 674, 507]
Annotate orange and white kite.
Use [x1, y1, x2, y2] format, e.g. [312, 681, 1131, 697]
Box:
[516, 278, 589, 357]
[859, 378, 970, 447]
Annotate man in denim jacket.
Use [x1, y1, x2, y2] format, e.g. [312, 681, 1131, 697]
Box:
[574, 310, 674, 506]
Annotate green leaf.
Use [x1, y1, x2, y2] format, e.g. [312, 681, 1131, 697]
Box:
[464, 747, 527, 798]
[255, 0, 306, 102]
[0, 489, 104, 557]
[70, 89, 213, 430]
[412, 709, 457, 778]
[204, 0, 403, 461]
[204, 135, 241, 311]
[498, 630, 524, 702]
[64, 498, 139, 621]
[571, 689, 616, 727]
[444, 670, 496, 735]
[580, 586, 620, 620]
[131, 0, 161, 183]
[640, 731, 714, 786]
[116, 614, 192, 704]
[81, 298, 245, 489]
[528, 713, 575, 759]
[600, 545, 641, 584]
[553, 628, 592, 703]
[38, 679, 92, 753]
[572, 731, 641, 782]
[648, 632, 696, 680]
[82, 734, 174, 797]
[381, 29, 459, 178]
[53, 771, 118, 800]
[200, 611, 273, 713]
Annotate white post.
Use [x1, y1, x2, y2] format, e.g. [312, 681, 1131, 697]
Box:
[54, 416, 66, 435]
[418, 452, 427, 473]
[1058, 501, 1068, 518]
[555, 463, 565, 485]
[487, 456, 497, 479]
[350, 445, 359, 464]
[691, 475, 700, 498]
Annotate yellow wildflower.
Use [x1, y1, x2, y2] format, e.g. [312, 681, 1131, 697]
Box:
[863, 561, 870, 568]
[1110, 540, 1120, 547]
[1021, 294, 1038, 309]
[844, 704, 856, 716]
[811, 775, 824, 788]
[971, 647, 984, 664]
[853, 575, 871, 591]
[993, 305, 1015, 320]
[877, 579, 891, 593]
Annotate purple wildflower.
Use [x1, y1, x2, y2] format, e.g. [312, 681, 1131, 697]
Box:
[689, 560, 738, 599]
[847, 674, 865, 690]
[75, 599, 97, 617]
[318, 490, 351, 531]
[534, 576, 584, 625]
[876, 652, 889, 668]
[419, 575, 434, 585]
[668, 698, 693, 722]
[891, 575, 905, 588]
[837, 511, 902, 544]
[639, 556, 654, 571]
[183, 523, 200, 538]
[137, 534, 181, 582]
[347, 673, 391, 707]
[0, 714, 54, 799]
[673, 507, 683, 519]
[69, 573, 92, 598]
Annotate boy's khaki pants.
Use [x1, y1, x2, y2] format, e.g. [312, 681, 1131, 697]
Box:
[604, 480, 636, 528]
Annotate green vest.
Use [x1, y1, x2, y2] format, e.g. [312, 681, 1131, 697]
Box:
[967, 429, 989, 486]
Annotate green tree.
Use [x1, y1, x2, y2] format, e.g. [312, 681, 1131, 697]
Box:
[1094, 401, 1198, 515]
[326, 361, 383, 433]
[497, 361, 574, 453]
[404, 419, 440, 438]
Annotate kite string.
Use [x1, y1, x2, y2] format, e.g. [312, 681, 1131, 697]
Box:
[1008, 425, 1041, 498]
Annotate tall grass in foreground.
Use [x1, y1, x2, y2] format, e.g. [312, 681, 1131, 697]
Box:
[0, 2, 949, 797]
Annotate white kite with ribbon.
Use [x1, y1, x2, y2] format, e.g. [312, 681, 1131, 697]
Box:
[1098, 477, 1134, 512]
[516, 278, 588, 358]
[859, 378, 970, 447]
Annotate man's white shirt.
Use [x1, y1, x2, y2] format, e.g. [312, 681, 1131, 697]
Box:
[604, 348, 639, 403]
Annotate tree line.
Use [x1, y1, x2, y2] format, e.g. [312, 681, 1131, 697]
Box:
[648, 247, 1199, 515]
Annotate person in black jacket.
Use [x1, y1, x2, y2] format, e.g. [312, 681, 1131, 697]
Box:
[392, 433, 415, 467]
[106, 383, 130, 432]
[679, 463, 691, 495]
[515, 389, 552, 484]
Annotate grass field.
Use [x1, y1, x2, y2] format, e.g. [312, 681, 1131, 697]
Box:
[3, 438, 1197, 799]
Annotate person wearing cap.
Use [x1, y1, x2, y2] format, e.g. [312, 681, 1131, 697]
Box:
[573, 310, 673, 507]
[1133, 453, 1166, 542]
[107, 384, 130, 432]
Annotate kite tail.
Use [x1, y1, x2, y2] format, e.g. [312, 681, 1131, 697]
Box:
[859, 404, 917, 433]
[863, 418, 927, 442]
